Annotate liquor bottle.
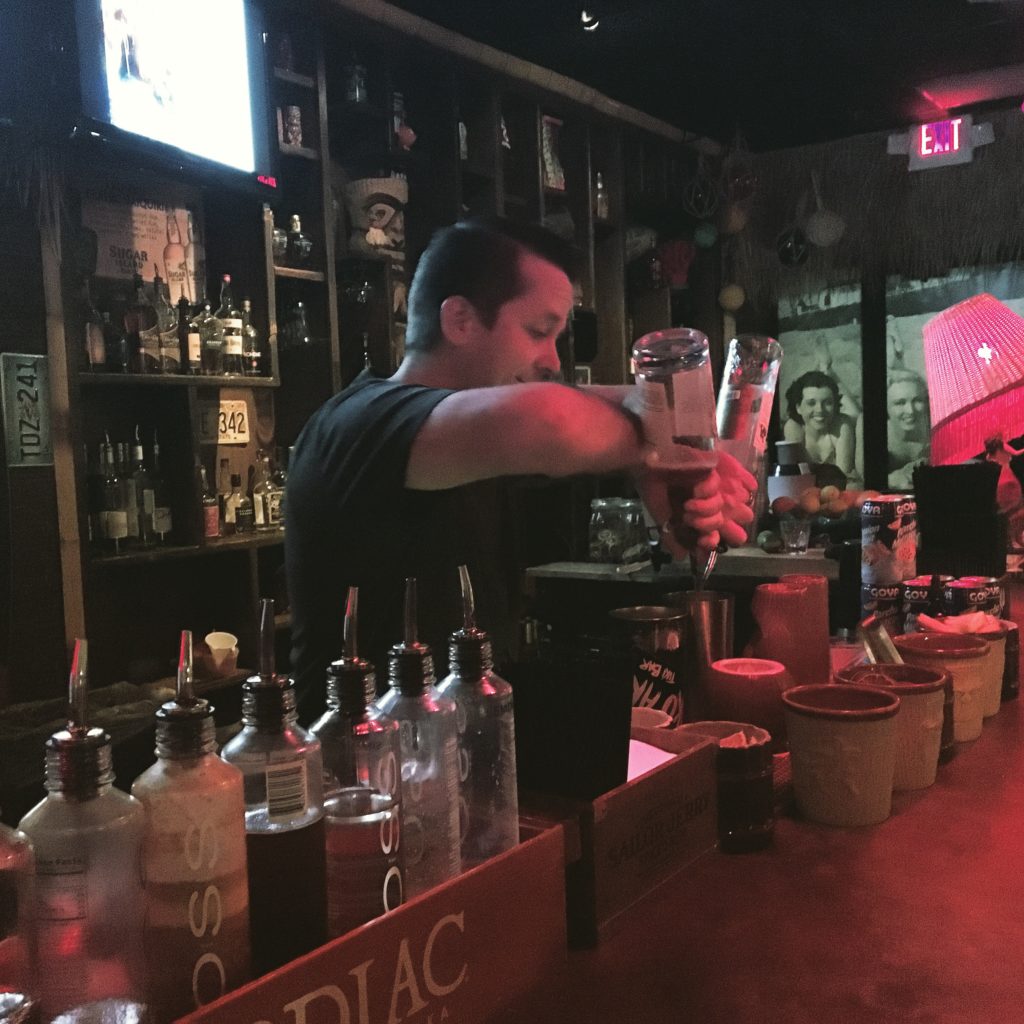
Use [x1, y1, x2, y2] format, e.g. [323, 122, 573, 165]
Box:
[100, 435, 128, 554]
[252, 451, 278, 533]
[184, 210, 206, 305]
[18, 640, 146, 1020]
[163, 211, 188, 304]
[286, 215, 313, 267]
[281, 301, 311, 348]
[191, 302, 224, 376]
[150, 430, 174, 544]
[153, 270, 180, 373]
[241, 299, 261, 376]
[132, 632, 251, 1022]
[715, 334, 783, 526]
[312, 587, 404, 937]
[220, 600, 327, 976]
[178, 296, 201, 375]
[594, 171, 609, 220]
[117, 440, 139, 544]
[199, 463, 220, 539]
[375, 578, 460, 899]
[436, 565, 519, 868]
[232, 473, 255, 534]
[83, 276, 106, 371]
[272, 447, 289, 527]
[0, 813, 36, 1024]
[217, 458, 233, 533]
[124, 273, 160, 374]
[130, 426, 154, 548]
[216, 275, 245, 376]
[99, 311, 125, 373]
[85, 442, 104, 547]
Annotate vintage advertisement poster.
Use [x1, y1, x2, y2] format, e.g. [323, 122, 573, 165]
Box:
[81, 197, 206, 304]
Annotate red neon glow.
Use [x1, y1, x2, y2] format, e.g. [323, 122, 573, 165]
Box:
[257, 174, 278, 188]
[919, 118, 963, 158]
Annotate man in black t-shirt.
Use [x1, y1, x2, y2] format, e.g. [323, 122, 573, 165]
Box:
[286, 218, 755, 720]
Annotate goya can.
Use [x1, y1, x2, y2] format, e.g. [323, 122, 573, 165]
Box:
[901, 574, 952, 633]
[861, 583, 902, 635]
[861, 495, 917, 585]
[953, 576, 1004, 616]
[943, 577, 1002, 617]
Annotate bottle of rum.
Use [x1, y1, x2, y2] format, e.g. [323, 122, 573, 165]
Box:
[375, 578, 461, 898]
[117, 440, 140, 545]
[101, 435, 129, 554]
[216, 275, 245, 376]
[252, 451, 279, 533]
[241, 298, 261, 376]
[312, 587, 404, 937]
[178, 296, 201, 375]
[124, 273, 159, 374]
[163, 211, 188, 304]
[233, 473, 255, 534]
[220, 601, 327, 976]
[191, 302, 224, 376]
[83, 276, 106, 371]
[18, 641, 147, 1020]
[154, 270, 180, 373]
[131, 426, 154, 548]
[132, 631, 251, 1021]
[436, 565, 519, 868]
[217, 458, 233, 533]
[199, 463, 220, 539]
[150, 430, 174, 544]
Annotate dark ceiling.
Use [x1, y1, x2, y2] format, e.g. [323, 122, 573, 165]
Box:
[385, 0, 1024, 150]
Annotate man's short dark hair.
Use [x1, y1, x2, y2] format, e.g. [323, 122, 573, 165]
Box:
[404, 217, 582, 353]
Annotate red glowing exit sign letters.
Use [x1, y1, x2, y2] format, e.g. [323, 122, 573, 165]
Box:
[907, 114, 975, 170]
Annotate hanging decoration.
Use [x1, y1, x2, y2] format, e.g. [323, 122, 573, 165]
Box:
[718, 284, 746, 312]
[776, 226, 809, 267]
[804, 170, 845, 248]
[693, 221, 719, 249]
[682, 156, 721, 219]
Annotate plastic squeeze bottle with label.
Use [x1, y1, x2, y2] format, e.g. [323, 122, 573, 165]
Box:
[220, 600, 326, 976]
[18, 640, 147, 1021]
[132, 631, 251, 1022]
[311, 587, 404, 936]
[375, 578, 461, 898]
[436, 565, 519, 869]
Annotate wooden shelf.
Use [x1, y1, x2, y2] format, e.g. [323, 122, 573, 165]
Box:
[91, 530, 286, 566]
[79, 373, 279, 388]
[273, 67, 316, 90]
[273, 265, 326, 282]
[278, 143, 320, 161]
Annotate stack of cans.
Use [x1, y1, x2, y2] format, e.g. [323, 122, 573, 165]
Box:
[861, 495, 918, 633]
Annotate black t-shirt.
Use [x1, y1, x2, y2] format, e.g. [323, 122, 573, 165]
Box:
[285, 371, 521, 721]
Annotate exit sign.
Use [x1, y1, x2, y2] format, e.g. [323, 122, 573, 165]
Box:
[908, 115, 974, 170]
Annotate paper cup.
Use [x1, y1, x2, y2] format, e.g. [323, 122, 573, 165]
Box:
[974, 625, 1008, 718]
[835, 664, 947, 790]
[631, 706, 672, 732]
[783, 684, 900, 827]
[894, 633, 988, 742]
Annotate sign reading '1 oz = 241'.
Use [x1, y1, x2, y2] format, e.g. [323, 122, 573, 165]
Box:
[1, 353, 53, 467]
[198, 399, 250, 445]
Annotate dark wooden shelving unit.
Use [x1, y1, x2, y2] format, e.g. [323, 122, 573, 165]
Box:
[273, 266, 326, 282]
[80, 373, 279, 388]
[273, 68, 317, 91]
[278, 143, 320, 161]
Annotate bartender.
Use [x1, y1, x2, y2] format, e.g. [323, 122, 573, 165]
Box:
[285, 217, 755, 720]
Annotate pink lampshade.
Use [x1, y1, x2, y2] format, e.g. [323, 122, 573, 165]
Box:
[922, 294, 1024, 465]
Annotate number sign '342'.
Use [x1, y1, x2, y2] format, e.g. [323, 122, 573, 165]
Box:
[199, 399, 251, 445]
[2, 354, 53, 468]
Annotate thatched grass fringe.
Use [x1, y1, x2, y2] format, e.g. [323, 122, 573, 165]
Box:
[732, 106, 1024, 303]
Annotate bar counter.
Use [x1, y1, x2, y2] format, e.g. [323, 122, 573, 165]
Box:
[511, 588, 1024, 1024]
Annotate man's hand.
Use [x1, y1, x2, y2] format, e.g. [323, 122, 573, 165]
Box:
[636, 449, 757, 559]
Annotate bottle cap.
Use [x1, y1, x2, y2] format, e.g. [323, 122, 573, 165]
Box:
[388, 578, 435, 695]
[326, 586, 377, 712]
[243, 599, 298, 726]
[155, 631, 215, 758]
[222, 274, 231, 283]
[45, 640, 115, 797]
[449, 564, 492, 678]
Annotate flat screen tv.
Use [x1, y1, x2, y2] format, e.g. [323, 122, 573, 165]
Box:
[74, 0, 275, 192]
